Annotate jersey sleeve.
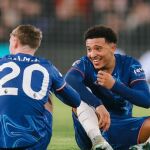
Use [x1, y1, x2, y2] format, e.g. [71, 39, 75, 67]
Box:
[50, 64, 66, 92]
[50, 64, 81, 108]
[65, 59, 102, 108]
[129, 59, 146, 85]
[71, 59, 86, 76]
[111, 58, 150, 108]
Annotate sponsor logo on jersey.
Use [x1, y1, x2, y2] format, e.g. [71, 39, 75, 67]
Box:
[133, 67, 144, 75]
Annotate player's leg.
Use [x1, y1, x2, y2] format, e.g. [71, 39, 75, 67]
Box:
[76, 101, 113, 150]
[72, 111, 93, 150]
[138, 118, 150, 143]
[129, 117, 150, 150]
[105, 116, 150, 150]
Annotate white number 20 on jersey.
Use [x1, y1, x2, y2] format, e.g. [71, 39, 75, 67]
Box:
[0, 62, 49, 100]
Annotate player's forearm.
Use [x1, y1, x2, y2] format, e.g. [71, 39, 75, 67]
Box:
[65, 72, 102, 108]
[55, 84, 81, 108]
[76, 82, 102, 108]
[111, 80, 150, 108]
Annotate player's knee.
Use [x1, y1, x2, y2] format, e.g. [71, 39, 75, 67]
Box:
[77, 101, 94, 115]
[144, 118, 150, 132]
[139, 118, 150, 143]
[77, 101, 98, 125]
[143, 118, 150, 131]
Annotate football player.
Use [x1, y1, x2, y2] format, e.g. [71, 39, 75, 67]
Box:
[65, 25, 150, 150]
[0, 24, 81, 149]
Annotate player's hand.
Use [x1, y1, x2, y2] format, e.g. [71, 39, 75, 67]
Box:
[97, 70, 115, 89]
[95, 105, 110, 131]
[44, 97, 53, 112]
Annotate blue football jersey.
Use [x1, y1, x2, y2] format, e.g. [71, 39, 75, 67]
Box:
[0, 53, 66, 148]
[70, 54, 148, 116]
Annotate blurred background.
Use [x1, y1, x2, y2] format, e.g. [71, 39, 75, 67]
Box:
[0, 1, 149, 149]
[0, 0, 150, 79]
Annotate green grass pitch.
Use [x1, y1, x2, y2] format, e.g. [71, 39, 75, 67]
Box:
[48, 96, 150, 150]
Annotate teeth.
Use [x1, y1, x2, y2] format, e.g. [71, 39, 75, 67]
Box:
[93, 60, 99, 62]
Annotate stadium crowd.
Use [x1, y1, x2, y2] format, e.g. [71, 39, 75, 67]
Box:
[0, 0, 150, 84]
[0, 0, 150, 49]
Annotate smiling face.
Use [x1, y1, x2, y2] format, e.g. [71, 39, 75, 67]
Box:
[86, 38, 116, 71]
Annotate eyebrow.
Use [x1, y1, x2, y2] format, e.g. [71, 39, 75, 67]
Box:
[86, 45, 103, 48]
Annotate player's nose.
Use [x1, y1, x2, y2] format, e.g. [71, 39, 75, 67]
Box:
[89, 50, 97, 58]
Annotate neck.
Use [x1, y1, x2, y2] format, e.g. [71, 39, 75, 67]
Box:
[11, 46, 36, 55]
[101, 56, 116, 74]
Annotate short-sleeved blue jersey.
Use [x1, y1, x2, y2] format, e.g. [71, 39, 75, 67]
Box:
[0, 53, 80, 148]
[67, 54, 150, 117]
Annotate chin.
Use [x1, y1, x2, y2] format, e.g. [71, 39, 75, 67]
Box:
[95, 65, 106, 71]
[93, 65, 101, 70]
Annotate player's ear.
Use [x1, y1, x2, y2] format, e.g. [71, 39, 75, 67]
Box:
[13, 37, 19, 48]
[110, 43, 116, 52]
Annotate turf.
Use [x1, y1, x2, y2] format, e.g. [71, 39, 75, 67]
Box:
[48, 96, 150, 150]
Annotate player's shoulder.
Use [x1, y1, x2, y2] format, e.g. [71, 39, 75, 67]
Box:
[35, 56, 53, 66]
[35, 56, 61, 77]
[115, 54, 140, 65]
[71, 56, 95, 75]
[0, 54, 10, 63]
[34, 55, 48, 62]
[72, 56, 93, 67]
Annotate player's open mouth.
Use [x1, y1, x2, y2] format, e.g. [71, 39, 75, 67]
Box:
[92, 58, 102, 65]
[93, 60, 99, 63]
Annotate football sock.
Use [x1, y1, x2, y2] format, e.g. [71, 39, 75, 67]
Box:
[77, 101, 101, 140]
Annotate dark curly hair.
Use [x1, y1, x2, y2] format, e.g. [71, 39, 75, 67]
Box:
[84, 25, 117, 44]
